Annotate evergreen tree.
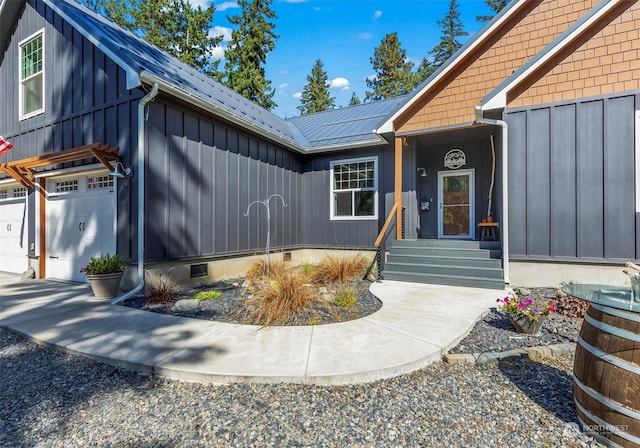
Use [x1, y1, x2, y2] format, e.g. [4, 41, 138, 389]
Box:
[365, 32, 419, 102]
[415, 57, 435, 84]
[222, 0, 279, 110]
[477, 0, 509, 23]
[297, 59, 335, 115]
[80, 0, 222, 77]
[348, 92, 361, 106]
[430, 0, 469, 69]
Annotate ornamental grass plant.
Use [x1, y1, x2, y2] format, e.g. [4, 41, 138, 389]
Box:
[311, 254, 369, 284]
[242, 267, 329, 327]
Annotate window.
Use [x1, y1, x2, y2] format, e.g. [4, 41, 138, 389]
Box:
[88, 176, 114, 190]
[330, 157, 377, 219]
[55, 179, 78, 193]
[19, 30, 44, 119]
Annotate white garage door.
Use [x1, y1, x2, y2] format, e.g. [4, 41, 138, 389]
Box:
[46, 174, 116, 282]
[0, 184, 28, 274]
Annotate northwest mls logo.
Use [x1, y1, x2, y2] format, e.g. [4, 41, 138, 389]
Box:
[563, 422, 581, 437]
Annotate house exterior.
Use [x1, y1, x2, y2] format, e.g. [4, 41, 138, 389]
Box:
[0, 0, 638, 290]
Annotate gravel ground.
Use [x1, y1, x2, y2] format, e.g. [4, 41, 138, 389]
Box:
[1, 325, 601, 447]
[450, 287, 583, 355]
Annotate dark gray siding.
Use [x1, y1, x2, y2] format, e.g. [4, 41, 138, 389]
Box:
[0, 1, 141, 259]
[301, 146, 394, 249]
[415, 134, 494, 239]
[505, 92, 638, 261]
[144, 100, 303, 262]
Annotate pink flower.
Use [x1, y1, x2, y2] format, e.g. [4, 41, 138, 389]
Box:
[519, 302, 527, 309]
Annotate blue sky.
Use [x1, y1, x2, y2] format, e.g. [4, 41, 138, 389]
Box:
[194, 0, 499, 118]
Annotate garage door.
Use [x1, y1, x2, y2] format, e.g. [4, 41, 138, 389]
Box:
[0, 184, 28, 274]
[46, 173, 116, 282]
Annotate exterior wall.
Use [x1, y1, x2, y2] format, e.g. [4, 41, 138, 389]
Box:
[0, 0, 141, 261]
[509, 260, 631, 288]
[505, 91, 639, 262]
[301, 146, 394, 248]
[396, 0, 598, 133]
[414, 133, 495, 239]
[508, 1, 640, 108]
[144, 99, 304, 263]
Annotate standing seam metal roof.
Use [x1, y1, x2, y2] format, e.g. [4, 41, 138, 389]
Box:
[36, 0, 410, 152]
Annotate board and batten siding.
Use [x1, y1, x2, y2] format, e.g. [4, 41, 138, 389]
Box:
[144, 100, 303, 262]
[301, 147, 394, 249]
[505, 92, 639, 262]
[0, 0, 141, 260]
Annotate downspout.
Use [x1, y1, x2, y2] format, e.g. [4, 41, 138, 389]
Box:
[112, 82, 159, 304]
[474, 106, 509, 284]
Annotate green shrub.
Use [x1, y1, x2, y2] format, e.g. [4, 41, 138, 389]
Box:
[300, 262, 314, 276]
[333, 287, 357, 308]
[192, 290, 222, 301]
[81, 253, 125, 275]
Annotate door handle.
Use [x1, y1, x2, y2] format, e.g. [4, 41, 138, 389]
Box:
[49, 256, 59, 259]
[79, 222, 82, 231]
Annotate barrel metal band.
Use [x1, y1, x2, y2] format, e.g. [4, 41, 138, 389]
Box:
[575, 399, 640, 445]
[592, 303, 640, 323]
[573, 374, 640, 420]
[584, 313, 640, 343]
[577, 336, 640, 375]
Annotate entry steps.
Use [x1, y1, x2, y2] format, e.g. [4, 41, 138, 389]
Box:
[382, 239, 505, 290]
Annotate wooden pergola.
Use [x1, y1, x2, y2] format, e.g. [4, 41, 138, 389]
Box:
[0, 142, 121, 189]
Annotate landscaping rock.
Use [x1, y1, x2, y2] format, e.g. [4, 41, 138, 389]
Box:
[174, 299, 200, 311]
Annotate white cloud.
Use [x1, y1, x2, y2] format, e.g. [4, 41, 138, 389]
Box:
[209, 46, 225, 59]
[293, 92, 303, 99]
[278, 83, 288, 92]
[188, 0, 211, 9]
[329, 77, 350, 90]
[211, 25, 233, 41]
[373, 10, 382, 19]
[216, 1, 238, 11]
[283, 0, 307, 3]
[357, 32, 373, 40]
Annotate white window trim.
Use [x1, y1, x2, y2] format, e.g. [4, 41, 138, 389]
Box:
[329, 156, 378, 221]
[19, 28, 45, 120]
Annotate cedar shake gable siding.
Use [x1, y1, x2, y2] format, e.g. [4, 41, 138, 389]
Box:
[508, 0, 640, 108]
[396, 0, 599, 133]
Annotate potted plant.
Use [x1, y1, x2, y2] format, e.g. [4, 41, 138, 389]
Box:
[81, 253, 126, 299]
[496, 293, 555, 336]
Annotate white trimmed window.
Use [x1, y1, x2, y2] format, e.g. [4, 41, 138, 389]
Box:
[330, 156, 378, 220]
[19, 30, 44, 119]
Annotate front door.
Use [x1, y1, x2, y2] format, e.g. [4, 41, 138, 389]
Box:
[438, 169, 474, 239]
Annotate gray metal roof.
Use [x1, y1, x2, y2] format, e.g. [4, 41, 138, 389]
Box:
[286, 96, 409, 150]
[30, 0, 404, 152]
[46, 0, 304, 148]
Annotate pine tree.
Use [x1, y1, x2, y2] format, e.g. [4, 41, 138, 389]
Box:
[82, 0, 222, 77]
[430, 0, 469, 69]
[477, 0, 509, 23]
[365, 32, 419, 102]
[415, 57, 435, 85]
[222, 0, 279, 110]
[297, 59, 335, 115]
[348, 92, 361, 106]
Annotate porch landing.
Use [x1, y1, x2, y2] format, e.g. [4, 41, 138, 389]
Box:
[382, 239, 505, 290]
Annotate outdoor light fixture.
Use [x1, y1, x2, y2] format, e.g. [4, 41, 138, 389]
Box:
[109, 161, 132, 178]
[417, 167, 427, 177]
[402, 136, 409, 147]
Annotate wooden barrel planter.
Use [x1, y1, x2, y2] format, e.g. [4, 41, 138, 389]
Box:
[573, 303, 640, 448]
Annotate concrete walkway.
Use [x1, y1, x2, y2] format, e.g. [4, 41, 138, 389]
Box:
[0, 272, 506, 385]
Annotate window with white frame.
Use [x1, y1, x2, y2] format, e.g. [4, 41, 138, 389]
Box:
[19, 30, 44, 119]
[330, 157, 378, 219]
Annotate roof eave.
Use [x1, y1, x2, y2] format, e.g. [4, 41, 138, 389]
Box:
[43, 0, 142, 89]
[481, 0, 623, 111]
[377, 0, 528, 134]
[304, 136, 389, 154]
[140, 72, 307, 153]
